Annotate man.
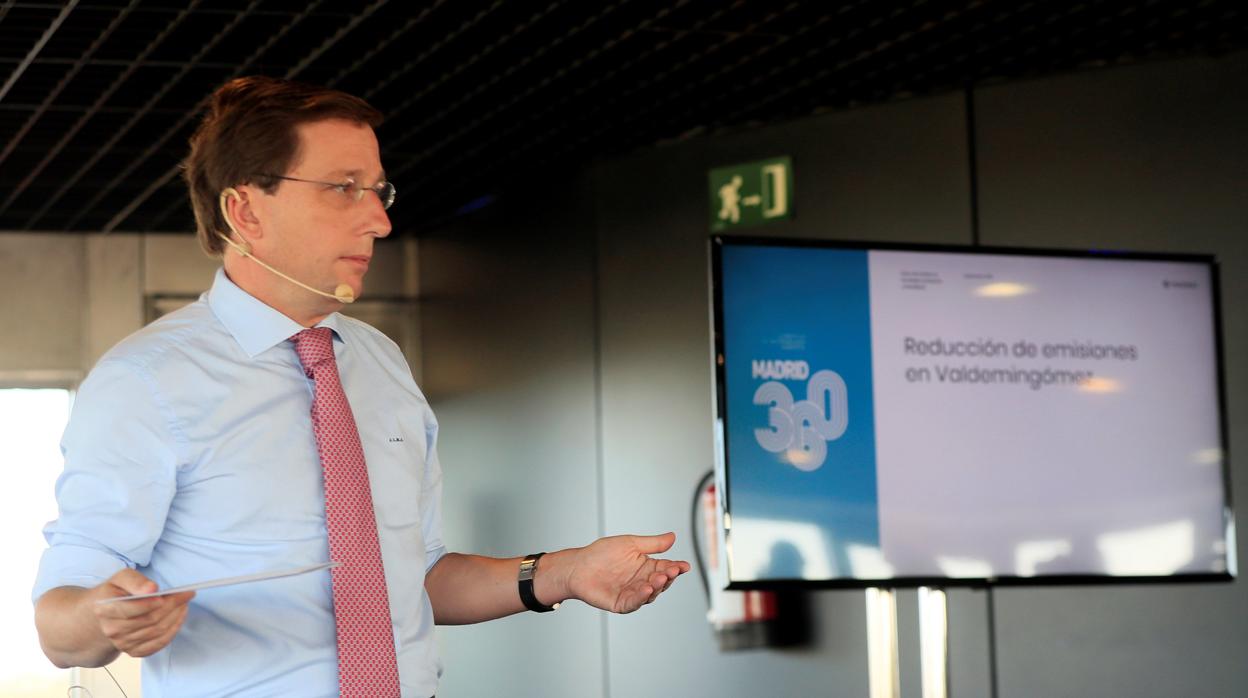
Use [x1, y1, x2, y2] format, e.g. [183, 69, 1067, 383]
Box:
[33, 76, 688, 698]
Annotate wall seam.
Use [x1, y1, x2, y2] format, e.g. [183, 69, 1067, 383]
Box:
[966, 83, 1000, 698]
[965, 86, 981, 248]
[80, 234, 91, 376]
[588, 166, 612, 698]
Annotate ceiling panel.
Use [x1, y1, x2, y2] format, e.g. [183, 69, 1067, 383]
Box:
[0, 0, 1244, 235]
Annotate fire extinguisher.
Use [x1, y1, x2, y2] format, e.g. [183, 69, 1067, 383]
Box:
[691, 470, 811, 650]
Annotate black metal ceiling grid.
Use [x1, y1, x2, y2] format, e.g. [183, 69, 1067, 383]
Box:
[0, 0, 1245, 235]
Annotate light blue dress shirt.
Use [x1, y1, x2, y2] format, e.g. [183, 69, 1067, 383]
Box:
[34, 268, 446, 698]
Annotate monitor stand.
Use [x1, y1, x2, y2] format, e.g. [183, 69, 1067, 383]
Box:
[866, 587, 950, 698]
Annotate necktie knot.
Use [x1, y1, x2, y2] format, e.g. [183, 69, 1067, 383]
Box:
[292, 327, 335, 376]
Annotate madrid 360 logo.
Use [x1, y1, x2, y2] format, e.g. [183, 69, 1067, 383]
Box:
[751, 360, 847, 471]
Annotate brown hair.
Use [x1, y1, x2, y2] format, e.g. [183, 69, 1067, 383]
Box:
[183, 76, 383, 257]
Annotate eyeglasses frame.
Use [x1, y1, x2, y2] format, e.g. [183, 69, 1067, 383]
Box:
[259, 173, 396, 210]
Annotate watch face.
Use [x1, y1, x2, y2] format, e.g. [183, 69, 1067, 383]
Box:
[519, 558, 537, 580]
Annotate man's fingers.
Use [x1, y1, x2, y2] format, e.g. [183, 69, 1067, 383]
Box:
[99, 588, 190, 619]
[166, 590, 196, 607]
[99, 591, 194, 654]
[632, 531, 677, 555]
[650, 558, 689, 579]
[94, 568, 169, 620]
[126, 609, 183, 658]
[645, 581, 663, 604]
[108, 568, 159, 596]
[662, 561, 686, 576]
[637, 568, 679, 605]
[102, 605, 169, 641]
[111, 600, 189, 657]
[145, 600, 188, 636]
[143, 602, 189, 646]
[114, 614, 169, 649]
[97, 596, 163, 620]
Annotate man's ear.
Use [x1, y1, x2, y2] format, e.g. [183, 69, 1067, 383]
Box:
[223, 185, 265, 242]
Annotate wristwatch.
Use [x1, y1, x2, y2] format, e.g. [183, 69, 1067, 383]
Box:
[518, 553, 560, 613]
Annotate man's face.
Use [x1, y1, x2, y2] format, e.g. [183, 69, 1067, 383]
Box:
[250, 118, 392, 307]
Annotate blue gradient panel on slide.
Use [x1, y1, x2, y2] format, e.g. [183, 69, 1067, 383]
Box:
[720, 244, 879, 582]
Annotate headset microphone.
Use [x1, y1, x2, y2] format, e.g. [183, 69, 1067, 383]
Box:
[217, 187, 355, 304]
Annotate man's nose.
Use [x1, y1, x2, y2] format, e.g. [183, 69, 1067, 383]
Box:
[364, 192, 392, 238]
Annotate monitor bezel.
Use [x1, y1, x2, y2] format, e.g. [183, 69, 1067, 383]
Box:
[709, 235, 1235, 590]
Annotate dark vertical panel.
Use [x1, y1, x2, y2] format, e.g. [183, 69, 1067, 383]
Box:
[976, 52, 1248, 698]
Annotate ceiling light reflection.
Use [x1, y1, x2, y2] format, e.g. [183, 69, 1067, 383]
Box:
[974, 282, 1032, 298]
[1079, 376, 1122, 393]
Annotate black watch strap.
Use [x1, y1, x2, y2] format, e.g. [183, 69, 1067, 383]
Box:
[518, 552, 559, 613]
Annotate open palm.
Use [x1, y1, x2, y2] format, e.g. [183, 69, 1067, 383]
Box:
[567, 533, 691, 614]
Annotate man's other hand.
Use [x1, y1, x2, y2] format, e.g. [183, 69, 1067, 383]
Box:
[91, 569, 195, 658]
[566, 532, 691, 614]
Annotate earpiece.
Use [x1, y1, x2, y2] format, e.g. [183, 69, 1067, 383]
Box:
[218, 187, 252, 256]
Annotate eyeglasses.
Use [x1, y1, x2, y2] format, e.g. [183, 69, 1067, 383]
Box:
[262, 174, 396, 210]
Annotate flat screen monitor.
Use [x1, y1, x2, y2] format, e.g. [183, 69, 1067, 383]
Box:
[711, 237, 1234, 588]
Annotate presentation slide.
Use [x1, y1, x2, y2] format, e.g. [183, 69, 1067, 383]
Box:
[718, 242, 1229, 584]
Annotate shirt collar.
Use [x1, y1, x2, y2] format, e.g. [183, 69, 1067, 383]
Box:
[207, 268, 346, 358]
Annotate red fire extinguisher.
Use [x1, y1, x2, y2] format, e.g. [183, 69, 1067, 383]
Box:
[692, 471, 811, 650]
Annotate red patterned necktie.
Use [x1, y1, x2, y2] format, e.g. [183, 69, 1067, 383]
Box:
[292, 327, 400, 698]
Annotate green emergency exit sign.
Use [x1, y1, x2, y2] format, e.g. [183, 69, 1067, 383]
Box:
[708, 156, 792, 231]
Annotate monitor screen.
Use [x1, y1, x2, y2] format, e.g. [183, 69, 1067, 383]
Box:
[711, 237, 1234, 587]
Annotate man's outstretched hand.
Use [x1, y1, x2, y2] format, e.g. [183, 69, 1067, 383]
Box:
[564, 532, 691, 614]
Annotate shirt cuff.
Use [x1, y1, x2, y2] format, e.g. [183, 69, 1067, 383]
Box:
[32, 543, 128, 604]
[424, 544, 448, 573]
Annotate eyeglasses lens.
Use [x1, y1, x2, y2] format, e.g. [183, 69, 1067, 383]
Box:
[375, 182, 395, 210]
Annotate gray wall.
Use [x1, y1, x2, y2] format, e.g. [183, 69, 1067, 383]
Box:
[0, 234, 86, 385]
[418, 178, 608, 696]
[422, 51, 1247, 698]
[0, 234, 417, 380]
